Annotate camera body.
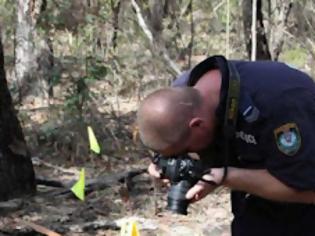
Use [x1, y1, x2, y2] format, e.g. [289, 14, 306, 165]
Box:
[152, 153, 206, 215]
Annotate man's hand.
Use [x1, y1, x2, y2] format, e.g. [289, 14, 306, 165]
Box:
[185, 168, 225, 202]
[147, 162, 170, 184]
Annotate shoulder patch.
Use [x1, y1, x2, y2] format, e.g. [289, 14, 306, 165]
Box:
[274, 123, 301, 156]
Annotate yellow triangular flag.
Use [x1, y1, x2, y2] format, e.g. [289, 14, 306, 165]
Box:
[71, 168, 85, 201]
[130, 222, 140, 236]
[120, 221, 140, 236]
[87, 126, 101, 154]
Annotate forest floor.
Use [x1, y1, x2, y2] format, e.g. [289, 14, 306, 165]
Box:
[0, 96, 232, 236]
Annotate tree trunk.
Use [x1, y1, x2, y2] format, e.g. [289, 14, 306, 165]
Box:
[15, 0, 53, 104]
[111, 0, 121, 49]
[0, 35, 36, 201]
[149, 0, 164, 43]
[242, 0, 271, 60]
[270, 0, 293, 61]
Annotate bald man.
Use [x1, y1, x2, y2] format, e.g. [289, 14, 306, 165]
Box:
[137, 55, 315, 236]
[138, 87, 216, 155]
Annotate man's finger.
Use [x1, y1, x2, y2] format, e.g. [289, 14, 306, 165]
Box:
[201, 173, 214, 181]
[185, 183, 204, 200]
[147, 163, 161, 178]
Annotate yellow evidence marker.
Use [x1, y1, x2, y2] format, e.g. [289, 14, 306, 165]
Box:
[87, 126, 101, 154]
[120, 220, 140, 236]
[71, 168, 85, 201]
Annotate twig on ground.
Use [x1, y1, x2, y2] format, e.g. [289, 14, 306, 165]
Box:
[32, 157, 78, 176]
[16, 219, 62, 236]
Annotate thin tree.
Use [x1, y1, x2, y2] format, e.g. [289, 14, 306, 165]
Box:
[242, 0, 271, 60]
[251, 0, 257, 61]
[225, 0, 230, 59]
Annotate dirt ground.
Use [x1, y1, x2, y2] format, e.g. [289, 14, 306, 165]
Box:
[0, 98, 232, 236]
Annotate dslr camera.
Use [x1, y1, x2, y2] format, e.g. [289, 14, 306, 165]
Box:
[152, 153, 211, 215]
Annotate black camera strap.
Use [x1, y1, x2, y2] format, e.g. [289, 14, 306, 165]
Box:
[197, 61, 240, 186]
[219, 61, 240, 185]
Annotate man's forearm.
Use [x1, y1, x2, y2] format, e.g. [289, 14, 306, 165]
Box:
[223, 167, 315, 204]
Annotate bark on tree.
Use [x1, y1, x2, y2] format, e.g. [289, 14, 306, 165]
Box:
[242, 0, 271, 60]
[111, 0, 121, 49]
[270, 0, 293, 61]
[15, 0, 53, 104]
[148, 0, 164, 43]
[0, 35, 36, 201]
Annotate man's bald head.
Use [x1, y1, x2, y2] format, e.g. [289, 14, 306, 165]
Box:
[137, 87, 202, 152]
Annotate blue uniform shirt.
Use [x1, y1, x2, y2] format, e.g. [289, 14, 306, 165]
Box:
[173, 56, 315, 235]
[173, 55, 315, 191]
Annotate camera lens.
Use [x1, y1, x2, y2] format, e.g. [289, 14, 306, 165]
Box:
[167, 180, 192, 215]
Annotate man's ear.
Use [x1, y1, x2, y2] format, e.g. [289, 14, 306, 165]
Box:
[189, 117, 203, 128]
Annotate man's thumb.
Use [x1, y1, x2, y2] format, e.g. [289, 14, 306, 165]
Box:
[185, 183, 204, 200]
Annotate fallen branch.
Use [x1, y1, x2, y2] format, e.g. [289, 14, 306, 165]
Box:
[69, 219, 119, 232]
[16, 219, 62, 236]
[46, 168, 146, 197]
[35, 176, 66, 188]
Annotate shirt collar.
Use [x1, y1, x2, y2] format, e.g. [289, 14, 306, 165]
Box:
[188, 55, 229, 122]
[187, 55, 260, 123]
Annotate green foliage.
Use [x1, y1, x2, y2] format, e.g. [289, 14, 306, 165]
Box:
[86, 58, 109, 81]
[2, 0, 315, 108]
[280, 48, 308, 69]
[0, 0, 16, 39]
